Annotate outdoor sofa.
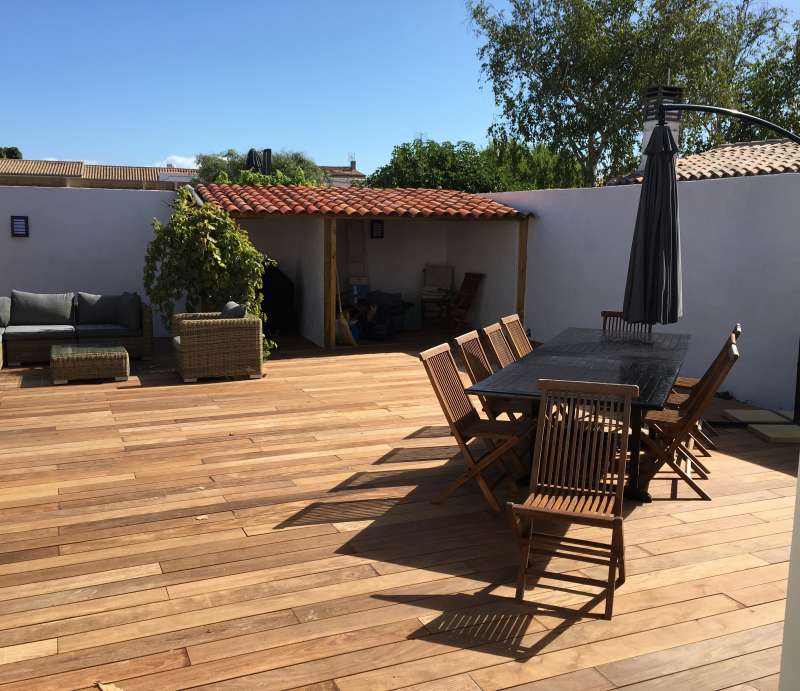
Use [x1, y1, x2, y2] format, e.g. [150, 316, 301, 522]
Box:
[0, 290, 153, 367]
[171, 302, 263, 382]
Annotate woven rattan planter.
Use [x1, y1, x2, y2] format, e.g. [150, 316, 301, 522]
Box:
[50, 344, 129, 385]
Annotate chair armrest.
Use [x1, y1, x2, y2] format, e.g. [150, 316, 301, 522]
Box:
[172, 312, 222, 335]
[179, 315, 262, 341]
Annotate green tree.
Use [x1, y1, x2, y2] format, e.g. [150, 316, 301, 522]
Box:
[196, 149, 327, 185]
[481, 139, 583, 190]
[363, 137, 581, 191]
[469, 0, 799, 185]
[364, 138, 500, 192]
[0, 147, 22, 159]
[144, 186, 273, 326]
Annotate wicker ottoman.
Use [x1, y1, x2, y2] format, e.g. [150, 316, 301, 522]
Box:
[50, 344, 129, 385]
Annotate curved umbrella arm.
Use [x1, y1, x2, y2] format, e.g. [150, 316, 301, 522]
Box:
[658, 103, 800, 145]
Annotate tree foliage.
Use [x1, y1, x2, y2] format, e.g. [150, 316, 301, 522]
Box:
[469, 0, 800, 185]
[0, 147, 22, 159]
[363, 137, 581, 192]
[196, 149, 327, 185]
[144, 187, 273, 325]
[364, 139, 497, 192]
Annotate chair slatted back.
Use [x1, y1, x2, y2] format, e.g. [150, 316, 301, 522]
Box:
[688, 324, 742, 399]
[601, 310, 653, 337]
[454, 273, 484, 309]
[501, 314, 534, 358]
[681, 341, 740, 429]
[531, 379, 639, 516]
[420, 343, 479, 435]
[454, 331, 493, 384]
[483, 322, 517, 368]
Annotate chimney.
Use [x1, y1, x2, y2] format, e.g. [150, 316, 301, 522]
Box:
[350, 159, 356, 172]
[637, 85, 684, 173]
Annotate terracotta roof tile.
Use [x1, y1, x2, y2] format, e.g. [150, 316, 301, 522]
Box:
[0, 159, 84, 177]
[608, 139, 800, 185]
[84, 164, 197, 181]
[0, 158, 197, 182]
[195, 184, 528, 220]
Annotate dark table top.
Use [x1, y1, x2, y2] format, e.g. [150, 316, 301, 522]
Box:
[466, 327, 690, 411]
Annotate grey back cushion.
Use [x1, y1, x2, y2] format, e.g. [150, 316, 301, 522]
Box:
[0, 296, 10, 327]
[222, 301, 246, 319]
[78, 292, 141, 331]
[78, 292, 121, 324]
[118, 292, 142, 331]
[10, 290, 74, 325]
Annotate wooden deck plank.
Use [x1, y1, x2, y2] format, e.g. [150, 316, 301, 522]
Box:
[0, 345, 795, 690]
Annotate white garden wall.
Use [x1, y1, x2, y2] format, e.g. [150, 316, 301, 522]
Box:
[492, 173, 800, 409]
[240, 215, 326, 347]
[0, 185, 174, 335]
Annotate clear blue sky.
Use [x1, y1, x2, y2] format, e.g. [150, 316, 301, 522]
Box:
[2, 0, 799, 174]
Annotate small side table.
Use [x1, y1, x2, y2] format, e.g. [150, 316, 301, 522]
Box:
[50, 344, 129, 385]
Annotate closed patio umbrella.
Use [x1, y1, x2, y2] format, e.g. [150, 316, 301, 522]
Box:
[623, 123, 682, 325]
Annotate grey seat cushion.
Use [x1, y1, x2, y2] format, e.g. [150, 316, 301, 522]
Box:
[78, 292, 141, 331]
[222, 301, 246, 319]
[10, 290, 74, 326]
[0, 297, 10, 327]
[3, 325, 76, 340]
[76, 324, 138, 339]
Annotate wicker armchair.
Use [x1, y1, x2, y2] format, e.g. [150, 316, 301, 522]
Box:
[172, 312, 263, 383]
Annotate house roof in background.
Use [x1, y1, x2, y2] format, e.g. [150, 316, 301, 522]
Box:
[0, 158, 197, 188]
[320, 165, 365, 179]
[608, 139, 800, 185]
[196, 183, 528, 219]
[0, 159, 85, 177]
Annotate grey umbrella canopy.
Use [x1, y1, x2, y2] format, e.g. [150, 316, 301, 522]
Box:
[623, 123, 682, 325]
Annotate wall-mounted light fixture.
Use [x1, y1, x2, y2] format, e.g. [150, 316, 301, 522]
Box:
[370, 219, 384, 239]
[10, 216, 29, 238]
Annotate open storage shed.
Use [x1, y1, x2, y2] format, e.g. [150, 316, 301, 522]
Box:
[195, 184, 532, 348]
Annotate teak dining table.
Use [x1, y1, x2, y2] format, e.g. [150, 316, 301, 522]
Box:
[466, 327, 690, 502]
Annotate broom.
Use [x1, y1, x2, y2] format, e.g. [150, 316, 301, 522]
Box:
[335, 267, 357, 346]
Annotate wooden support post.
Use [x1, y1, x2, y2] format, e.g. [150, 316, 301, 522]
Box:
[324, 217, 337, 349]
[516, 217, 529, 322]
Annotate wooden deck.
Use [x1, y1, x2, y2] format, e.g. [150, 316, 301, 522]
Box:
[0, 346, 795, 690]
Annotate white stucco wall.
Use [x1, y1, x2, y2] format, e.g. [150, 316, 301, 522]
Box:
[241, 215, 325, 347]
[0, 185, 174, 334]
[445, 220, 519, 328]
[492, 173, 800, 409]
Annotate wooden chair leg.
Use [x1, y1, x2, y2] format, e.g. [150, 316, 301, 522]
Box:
[615, 518, 626, 586]
[677, 445, 709, 479]
[642, 435, 712, 500]
[605, 533, 617, 620]
[515, 520, 532, 601]
[665, 455, 711, 500]
[434, 437, 517, 512]
[694, 424, 717, 451]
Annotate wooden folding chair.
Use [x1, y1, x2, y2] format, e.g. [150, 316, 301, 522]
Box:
[483, 322, 517, 369]
[668, 324, 742, 455]
[420, 343, 535, 513]
[601, 310, 653, 337]
[455, 330, 533, 421]
[641, 340, 740, 500]
[508, 379, 638, 619]
[501, 314, 534, 359]
[448, 273, 484, 327]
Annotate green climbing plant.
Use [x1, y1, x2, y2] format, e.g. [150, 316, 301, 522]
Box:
[144, 187, 274, 331]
